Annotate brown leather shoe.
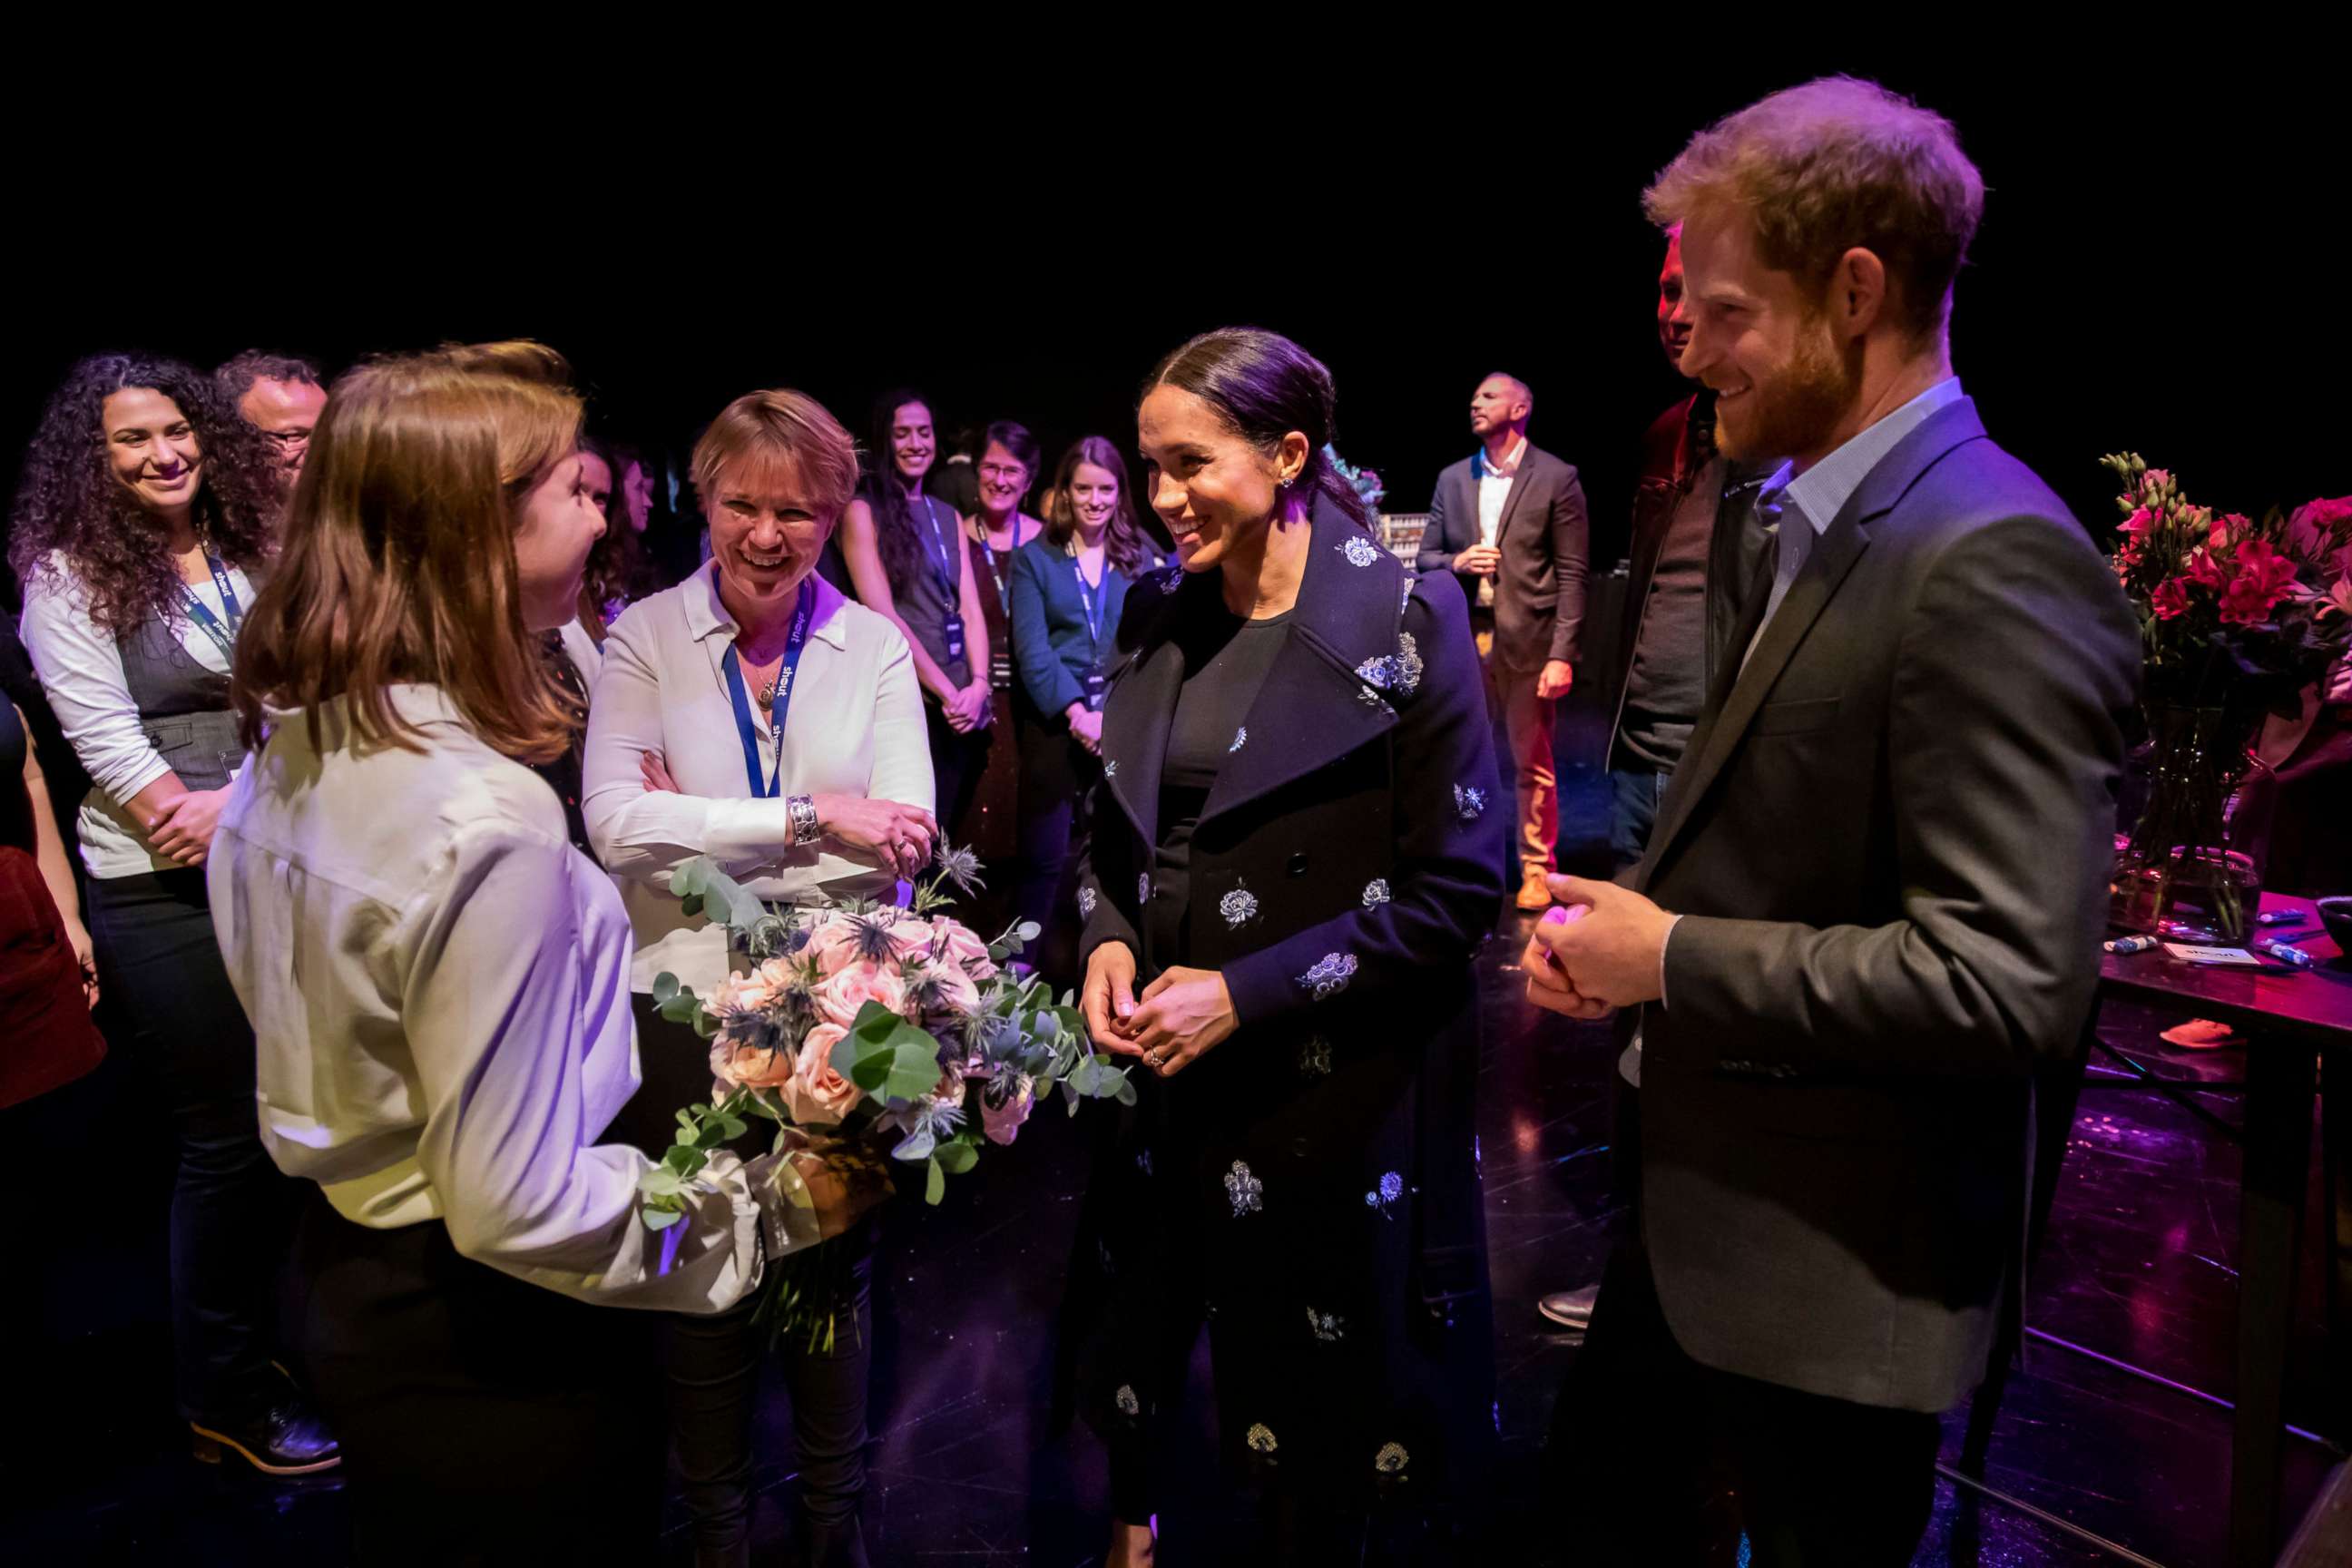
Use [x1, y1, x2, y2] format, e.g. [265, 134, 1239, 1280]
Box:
[1514, 867, 1553, 911]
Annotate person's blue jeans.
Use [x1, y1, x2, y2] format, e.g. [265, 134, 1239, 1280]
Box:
[1606, 767, 1671, 875]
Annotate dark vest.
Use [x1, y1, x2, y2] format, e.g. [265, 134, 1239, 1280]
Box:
[117, 614, 242, 793]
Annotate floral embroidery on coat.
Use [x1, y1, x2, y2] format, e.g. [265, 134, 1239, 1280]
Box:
[1138, 873, 1152, 906]
[1225, 1160, 1264, 1217]
[1298, 952, 1357, 999]
[1115, 1385, 1142, 1416]
[1307, 1307, 1347, 1342]
[1361, 878, 1390, 907]
[1230, 726, 1247, 752]
[1375, 1441, 1409, 1475]
[1299, 1036, 1333, 1077]
[1078, 886, 1097, 921]
[1247, 1422, 1279, 1454]
[1219, 886, 1259, 929]
[1454, 783, 1487, 822]
[1365, 1171, 1405, 1215]
[1340, 535, 1382, 568]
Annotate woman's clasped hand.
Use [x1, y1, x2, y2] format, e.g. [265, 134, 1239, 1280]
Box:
[1080, 940, 1236, 1079]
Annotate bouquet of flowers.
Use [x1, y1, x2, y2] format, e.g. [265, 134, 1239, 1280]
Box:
[635, 847, 1135, 1345]
[2100, 454, 2352, 936]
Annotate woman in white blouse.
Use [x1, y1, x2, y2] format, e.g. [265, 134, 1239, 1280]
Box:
[8, 353, 335, 1475]
[584, 388, 933, 1568]
[209, 343, 781, 1563]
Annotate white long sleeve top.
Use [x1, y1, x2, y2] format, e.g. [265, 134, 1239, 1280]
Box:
[18, 554, 255, 878]
[208, 684, 761, 1312]
[583, 566, 934, 998]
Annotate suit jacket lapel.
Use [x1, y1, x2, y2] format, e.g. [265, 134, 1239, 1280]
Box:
[1492, 445, 1541, 551]
[1633, 397, 1992, 891]
[1203, 508, 1404, 826]
[1096, 572, 1198, 848]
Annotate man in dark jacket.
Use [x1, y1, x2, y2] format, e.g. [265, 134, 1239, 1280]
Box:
[1528, 77, 2138, 1563]
[1416, 376, 1591, 911]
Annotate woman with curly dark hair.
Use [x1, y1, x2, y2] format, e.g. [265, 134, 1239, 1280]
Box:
[11, 352, 337, 1475]
[838, 388, 994, 843]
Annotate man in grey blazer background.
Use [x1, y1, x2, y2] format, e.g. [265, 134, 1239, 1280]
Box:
[1525, 77, 2139, 1563]
[1416, 375, 1591, 911]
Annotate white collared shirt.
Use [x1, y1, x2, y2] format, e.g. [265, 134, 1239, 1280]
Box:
[583, 566, 935, 998]
[1474, 436, 1527, 608]
[19, 553, 258, 878]
[208, 684, 763, 1312]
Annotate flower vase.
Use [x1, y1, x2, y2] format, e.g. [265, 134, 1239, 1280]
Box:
[2110, 704, 2263, 943]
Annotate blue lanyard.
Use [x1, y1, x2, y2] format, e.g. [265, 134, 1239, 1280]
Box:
[720, 580, 815, 799]
[1073, 552, 1106, 655]
[179, 553, 242, 662]
[915, 496, 960, 595]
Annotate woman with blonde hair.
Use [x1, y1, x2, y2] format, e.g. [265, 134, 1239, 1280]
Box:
[586, 387, 934, 1568]
[210, 343, 784, 1563]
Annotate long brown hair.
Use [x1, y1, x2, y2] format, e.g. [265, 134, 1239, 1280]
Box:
[1044, 436, 1153, 579]
[8, 353, 279, 632]
[231, 343, 584, 763]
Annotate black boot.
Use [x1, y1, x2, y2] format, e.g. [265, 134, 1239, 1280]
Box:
[190, 1387, 340, 1476]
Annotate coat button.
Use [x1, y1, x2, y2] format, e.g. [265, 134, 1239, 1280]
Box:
[1286, 854, 1308, 877]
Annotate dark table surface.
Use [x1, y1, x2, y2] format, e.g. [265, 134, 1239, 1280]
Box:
[2099, 893, 2352, 1042]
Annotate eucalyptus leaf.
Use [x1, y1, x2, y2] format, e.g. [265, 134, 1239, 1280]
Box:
[643, 1206, 687, 1231]
[937, 1142, 979, 1175]
[652, 972, 681, 1004]
[926, 1157, 946, 1205]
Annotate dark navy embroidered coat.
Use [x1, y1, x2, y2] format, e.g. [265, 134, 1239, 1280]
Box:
[1072, 502, 1504, 1510]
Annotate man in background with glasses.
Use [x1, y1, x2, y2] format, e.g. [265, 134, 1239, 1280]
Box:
[215, 351, 328, 500]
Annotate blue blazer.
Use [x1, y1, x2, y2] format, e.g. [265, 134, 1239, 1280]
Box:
[1007, 537, 1158, 723]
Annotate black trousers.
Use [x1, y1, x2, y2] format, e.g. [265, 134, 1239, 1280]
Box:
[293, 1192, 664, 1566]
[617, 994, 879, 1568]
[663, 1223, 877, 1568]
[1013, 711, 1096, 986]
[85, 867, 299, 1422]
[1545, 1240, 1941, 1567]
[926, 705, 993, 849]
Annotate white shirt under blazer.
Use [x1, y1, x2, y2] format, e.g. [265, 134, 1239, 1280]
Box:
[583, 565, 935, 1000]
[208, 684, 764, 1313]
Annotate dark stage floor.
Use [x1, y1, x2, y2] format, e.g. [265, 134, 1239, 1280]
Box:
[2, 705, 2340, 1565]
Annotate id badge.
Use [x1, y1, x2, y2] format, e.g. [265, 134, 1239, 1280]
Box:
[941, 612, 965, 665]
[1083, 671, 1108, 711]
[991, 651, 1014, 691]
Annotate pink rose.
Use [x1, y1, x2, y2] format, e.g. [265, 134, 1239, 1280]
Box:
[921, 960, 982, 1021]
[2150, 578, 2191, 620]
[777, 1023, 861, 1126]
[2118, 505, 2156, 541]
[710, 1034, 796, 1091]
[979, 1072, 1035, 1145]
[806, 913, 931, 976]
[2184, 548, 2226, 591]
[815, 960, 908, 1028]
[929, 916, 997, 981]
[710, 969, 779, 1017]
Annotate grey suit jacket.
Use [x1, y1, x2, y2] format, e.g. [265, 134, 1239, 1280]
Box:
[1632, 397, 2139, 1414]
[1415, 444, 1590, 670]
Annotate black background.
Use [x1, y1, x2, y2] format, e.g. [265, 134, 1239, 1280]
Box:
[9, 53, 2339, 589]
